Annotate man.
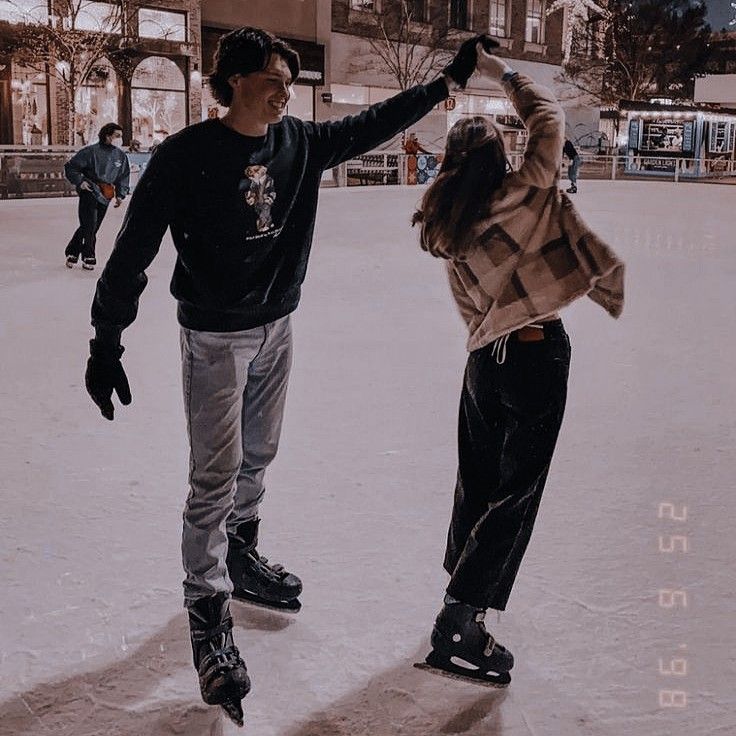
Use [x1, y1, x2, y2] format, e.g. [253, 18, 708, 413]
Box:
[402, 132, 431, 155]
[84, 26, 486, 726]
[64, 123, 130, 270]
[562, 138, 582, 194]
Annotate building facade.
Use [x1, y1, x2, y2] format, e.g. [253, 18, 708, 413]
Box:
[0, 1, 595, 152]
[0, 0, 201, 147]
[326, 0, 595, 152]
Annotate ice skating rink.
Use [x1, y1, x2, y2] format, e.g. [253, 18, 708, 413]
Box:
[0, 180, 734, 736]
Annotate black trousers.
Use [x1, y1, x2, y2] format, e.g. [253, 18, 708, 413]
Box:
[65, 191, 109, 260]
[444, 320, 571, 611]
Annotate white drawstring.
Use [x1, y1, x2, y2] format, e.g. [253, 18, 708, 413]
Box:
[490, 333, 510, 364]
[490, 324, 546, 365]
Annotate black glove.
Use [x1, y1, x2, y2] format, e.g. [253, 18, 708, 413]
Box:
[443, 35, 500, 89]
[85, 339, 132, 421]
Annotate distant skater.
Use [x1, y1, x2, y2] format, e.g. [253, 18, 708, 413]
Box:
[412, 45, 625, 687]
[563, 138, 582, 193]
[64, 123, 130, 270]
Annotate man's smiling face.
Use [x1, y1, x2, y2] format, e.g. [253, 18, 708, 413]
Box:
[230, 54, 293, 127]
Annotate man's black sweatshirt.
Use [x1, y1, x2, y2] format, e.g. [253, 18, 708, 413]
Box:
[92, 77, 449, 342]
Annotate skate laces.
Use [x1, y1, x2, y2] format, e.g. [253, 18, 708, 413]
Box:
[490, 334, 510, 364]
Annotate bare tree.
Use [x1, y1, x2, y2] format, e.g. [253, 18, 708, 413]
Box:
[559, 0, 711, 109]
[349, 0, 463, 91]
[3, 0, 140, 144]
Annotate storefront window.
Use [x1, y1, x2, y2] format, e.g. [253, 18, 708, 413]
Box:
[75, 57, 118, 146]
[132, 56, 186, 149]
[138, 7, 187, 41]
[331, 84, 370, 105]
[526, 0, 545, 44]
[640, 119, 693, 152]
[285, 85, 313, 121]
[10, 65, 47, 145]
[708, 122, 735, 154]
[489, 0, 508, 36]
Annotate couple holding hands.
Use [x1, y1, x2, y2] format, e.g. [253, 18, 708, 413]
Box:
[84, 27, 624, 725]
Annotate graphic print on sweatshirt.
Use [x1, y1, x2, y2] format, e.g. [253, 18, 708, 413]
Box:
[239, 164, 276, 233]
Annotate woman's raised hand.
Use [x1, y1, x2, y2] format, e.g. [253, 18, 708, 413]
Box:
[476, 43, 513, 82]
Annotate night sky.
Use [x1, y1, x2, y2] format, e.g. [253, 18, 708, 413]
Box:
[705, 0, 736, 31]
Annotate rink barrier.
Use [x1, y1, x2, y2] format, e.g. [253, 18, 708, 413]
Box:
[0, 146, 152, 199]
[2, 148, 735, 199]
[334, 153, 736, 188]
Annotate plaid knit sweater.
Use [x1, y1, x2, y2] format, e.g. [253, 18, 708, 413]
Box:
[434, 73, 625, 352]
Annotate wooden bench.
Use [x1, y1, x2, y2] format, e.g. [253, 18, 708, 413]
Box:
[0, 156, 75, 199]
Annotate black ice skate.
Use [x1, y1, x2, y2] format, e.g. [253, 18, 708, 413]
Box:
[82, 257, 96, 270]
[566, 185, 578, 194]
[227, 519, 302, 612]
[414, 602, 513, 688]
[65, 255, 78, 268]
[189, 593, 251, 727]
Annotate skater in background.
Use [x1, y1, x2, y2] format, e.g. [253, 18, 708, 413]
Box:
[63, 123, 129, 270]
[83, 26, 489, 725]
[563, 137, 582, 193]
[402, 132, 432, 155]
[412, 45, 624, 686]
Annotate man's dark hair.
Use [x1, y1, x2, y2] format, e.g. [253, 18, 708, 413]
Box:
[208, 27, 300, 107]
[98, 122, 122, 144]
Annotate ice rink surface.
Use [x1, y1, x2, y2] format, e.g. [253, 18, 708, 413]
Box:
[0, 180, 734, 736]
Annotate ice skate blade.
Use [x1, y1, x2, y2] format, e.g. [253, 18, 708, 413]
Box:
[220, 699, 244, 727]
[232, 591, 302, 613]
[413, 661, 511, 688]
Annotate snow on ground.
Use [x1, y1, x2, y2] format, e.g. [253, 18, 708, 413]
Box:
[0, 180, 734, 736]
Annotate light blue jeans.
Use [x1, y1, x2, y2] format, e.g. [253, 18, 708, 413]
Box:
[179, 316, 293, 607]
[568, 155, 582, 186]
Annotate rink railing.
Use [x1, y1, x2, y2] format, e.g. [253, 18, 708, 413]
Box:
[3, 148, 735, 199]
[330, 152, 736, 188]
[0, 146, 151, 199]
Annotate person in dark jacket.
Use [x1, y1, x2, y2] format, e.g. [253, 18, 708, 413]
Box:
[64, 123, 130, 270]
[563, 138, 582, 193]
[83, 26, 487, 725]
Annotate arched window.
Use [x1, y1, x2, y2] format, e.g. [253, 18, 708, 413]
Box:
[76, 57, 118, 146]
[131, 56, 186, 149]
[10, 65, 47, 145]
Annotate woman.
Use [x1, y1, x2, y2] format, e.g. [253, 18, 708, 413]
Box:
[413, 47, 625, 686]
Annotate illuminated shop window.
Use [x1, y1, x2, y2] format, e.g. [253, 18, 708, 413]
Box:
[709, 121, 736, 153]
[75, 57, 119, 146]
[132, 56, 186, 149]
[138, 7, 187, 41]
[10, 65, 47, 145]
[286, 85, 313, 122]
[330, 84, 369, 105]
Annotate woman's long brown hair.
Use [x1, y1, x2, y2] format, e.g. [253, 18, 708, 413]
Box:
[412, 116, 509, 260]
